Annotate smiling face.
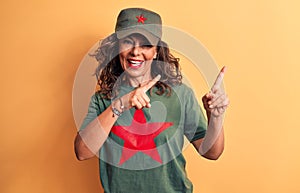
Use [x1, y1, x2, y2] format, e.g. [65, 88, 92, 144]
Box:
[118, 33, 157, 85]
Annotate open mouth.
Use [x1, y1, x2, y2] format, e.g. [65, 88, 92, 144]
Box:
[127, 59, 144, 69]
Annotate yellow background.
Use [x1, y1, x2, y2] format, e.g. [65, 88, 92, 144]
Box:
[1, 0, 299, 193]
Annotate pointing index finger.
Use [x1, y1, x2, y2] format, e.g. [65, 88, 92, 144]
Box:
[144, 74, 161, 92]
[211, 66, 226, 91]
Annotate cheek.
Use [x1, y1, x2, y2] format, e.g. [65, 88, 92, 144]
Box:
[149, 48, 157, 59]
[119, 55, 126, 69]
[144, 51, 155, 60]
[118, 45, 127, 65]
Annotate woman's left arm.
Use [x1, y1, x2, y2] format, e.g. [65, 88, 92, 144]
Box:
[192, 116, 225, 160]
[192, 66, 229, 160]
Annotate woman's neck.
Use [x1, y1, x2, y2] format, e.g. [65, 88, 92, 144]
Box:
[127, 74, 152, 87]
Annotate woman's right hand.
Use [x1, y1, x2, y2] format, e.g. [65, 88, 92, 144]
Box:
[121, 75, 161, 110]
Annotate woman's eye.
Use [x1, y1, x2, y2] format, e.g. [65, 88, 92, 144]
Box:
[122, 39, 133, 45]
[141, 44, 153, 48]
[120, 39, 153, 49]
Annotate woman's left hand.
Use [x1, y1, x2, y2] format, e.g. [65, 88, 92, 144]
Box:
[202, 66, 230, 117]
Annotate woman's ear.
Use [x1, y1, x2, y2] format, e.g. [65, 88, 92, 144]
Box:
[153, 52, 158, 60]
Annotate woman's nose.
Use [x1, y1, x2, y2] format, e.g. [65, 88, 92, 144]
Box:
[131, 45, 142, 56]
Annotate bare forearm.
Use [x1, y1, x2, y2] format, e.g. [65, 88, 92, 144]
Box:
[74, 105, 118, 160]
[199, 115, 225, 160]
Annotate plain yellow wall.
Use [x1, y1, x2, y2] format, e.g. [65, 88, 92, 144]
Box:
[1, 0, 300, 193]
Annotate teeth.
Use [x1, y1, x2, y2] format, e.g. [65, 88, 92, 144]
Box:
[128, 60, 143, 66]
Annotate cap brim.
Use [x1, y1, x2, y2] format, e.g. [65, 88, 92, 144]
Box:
[116, 28, 159, 46]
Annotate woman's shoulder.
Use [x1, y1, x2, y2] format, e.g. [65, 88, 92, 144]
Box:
[92, 91, 104, 100]
[90, 91, 111, 105]
[86, 91, 112, 112]
[172, 83, 194, 94]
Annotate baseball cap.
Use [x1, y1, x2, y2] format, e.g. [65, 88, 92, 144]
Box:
[115, 8, 162, 45]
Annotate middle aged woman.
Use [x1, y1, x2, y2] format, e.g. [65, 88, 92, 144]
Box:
[75, 7, 229, 193]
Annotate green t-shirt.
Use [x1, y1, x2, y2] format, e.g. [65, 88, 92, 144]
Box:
[79, 83, 207, 193]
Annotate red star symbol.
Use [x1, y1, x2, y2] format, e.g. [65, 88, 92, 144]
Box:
[111, 109, 173, 165]
[136, 14, 147, 24]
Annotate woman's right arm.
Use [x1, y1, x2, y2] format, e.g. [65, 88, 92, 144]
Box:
[74, 75, 161, 161]
[74, 103, 120, 161]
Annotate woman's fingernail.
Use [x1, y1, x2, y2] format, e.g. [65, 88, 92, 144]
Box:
[209, 105, 213, 108]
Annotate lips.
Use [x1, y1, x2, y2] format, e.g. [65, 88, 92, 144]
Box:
[127, 59, 144, 69]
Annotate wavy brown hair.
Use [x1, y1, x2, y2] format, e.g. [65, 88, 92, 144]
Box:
[91, 33, 182, 99]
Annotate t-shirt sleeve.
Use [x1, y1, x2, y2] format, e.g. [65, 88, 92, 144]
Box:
[183, 87, 207, 142]
[79, 93, 105, 131]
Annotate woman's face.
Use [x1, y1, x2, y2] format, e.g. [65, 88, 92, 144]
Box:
[118, 34, 157, 81]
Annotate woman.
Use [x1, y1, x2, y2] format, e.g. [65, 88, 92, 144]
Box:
[75, 8, 229, 193]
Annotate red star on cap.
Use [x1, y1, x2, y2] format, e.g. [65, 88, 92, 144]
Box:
[136, 14, 147, 24]
[111, 109, 173, 165]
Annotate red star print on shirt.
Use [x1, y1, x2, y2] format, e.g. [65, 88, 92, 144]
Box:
[136, 14, 147, 24]
[111, 109, 173, 165]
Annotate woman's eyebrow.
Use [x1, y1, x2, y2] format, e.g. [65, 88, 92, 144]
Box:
[125, 37, 149, 45]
